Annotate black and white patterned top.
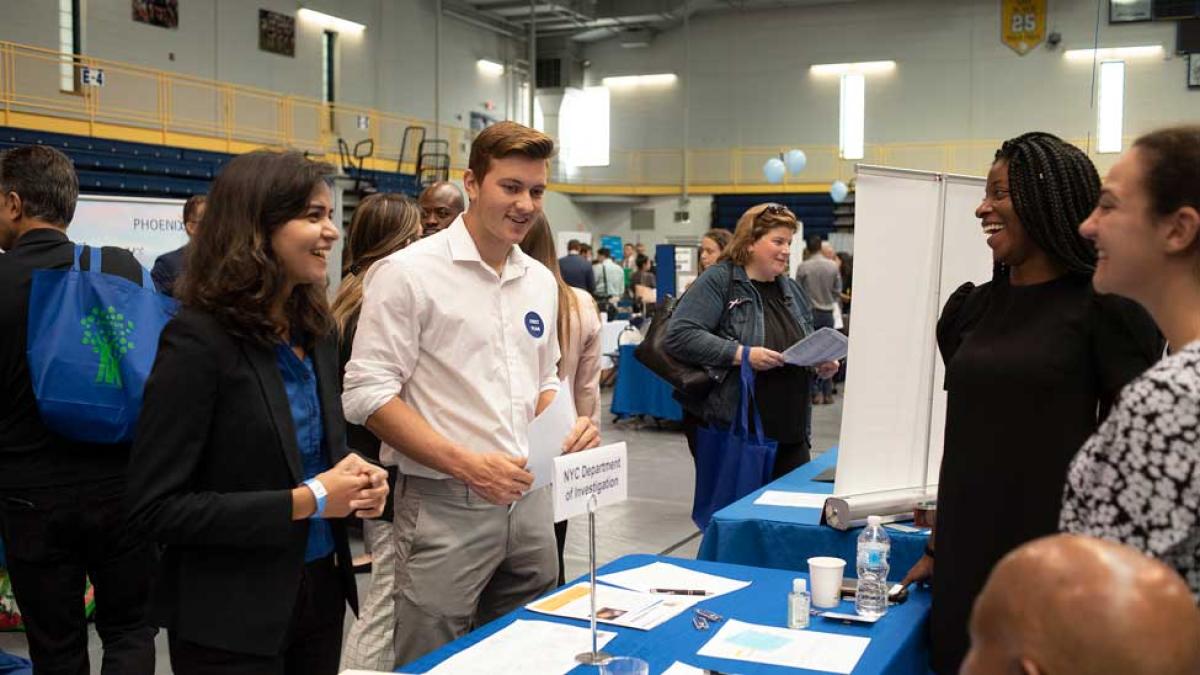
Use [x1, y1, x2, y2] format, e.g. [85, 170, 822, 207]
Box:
[1060, 341, 1200, 599]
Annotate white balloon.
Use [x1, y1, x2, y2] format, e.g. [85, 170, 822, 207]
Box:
[785, 149, 807, 175]
[830, 180, 849, 203]
[763, 158, 786, 184]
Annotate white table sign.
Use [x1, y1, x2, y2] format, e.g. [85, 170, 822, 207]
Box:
[552, 442, 628, 521]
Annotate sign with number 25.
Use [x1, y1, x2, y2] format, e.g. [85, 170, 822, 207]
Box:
[1001, 0, 1046, 56]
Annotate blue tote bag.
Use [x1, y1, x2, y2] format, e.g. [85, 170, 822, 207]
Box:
[691, 353, 778, 530]
[26, 245, 178, 444]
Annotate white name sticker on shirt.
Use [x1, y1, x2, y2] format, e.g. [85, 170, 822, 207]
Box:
[524, 311, 545, 338]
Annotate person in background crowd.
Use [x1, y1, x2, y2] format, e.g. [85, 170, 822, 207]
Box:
[630, 254, 656, 290]
[1060, 126, 1200, 597]
[698, 228, 732, 273]
[899, 132, 1162, 675]
[342, 122, 599, 664]
[151, 193, 206, 297]
[592, 246, 625, 317]
[417, 181, 465, 239]
[795, 235, 841, 405]
[665, 203, 838, 476]
[622, 242, 637, 270]
[578, 242, 593, 262]
[630, 253, 657, 313]
[331, 193, 421, 673]
[836, 251, 853, 319]
[557, 238, 595, 294]
[127, 150, 389, 675]
[0, 145, 158, 674]
[520, 213, 602, 586]
[961, 535, 1200, 675]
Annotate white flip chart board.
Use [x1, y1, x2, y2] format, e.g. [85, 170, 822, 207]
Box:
[835, 166, 992, 496]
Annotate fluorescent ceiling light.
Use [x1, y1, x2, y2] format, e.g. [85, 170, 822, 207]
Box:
[601, 73, 678, 87]
[477, 59, 504, 76]
[298, 8, 365, 33]
[1064, 45, 1162, 61]
[839, 72, 865, 160]
[1097, 61, 1125, 154]
[810, 60, 896, 76]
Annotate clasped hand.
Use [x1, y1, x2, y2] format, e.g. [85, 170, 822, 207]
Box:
[317, 453, 390, 519]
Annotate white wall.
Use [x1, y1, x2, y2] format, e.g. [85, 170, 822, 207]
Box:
[582, 0, 1196, 161]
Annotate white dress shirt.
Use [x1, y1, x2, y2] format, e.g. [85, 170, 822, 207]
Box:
[342, 215, 561, 478]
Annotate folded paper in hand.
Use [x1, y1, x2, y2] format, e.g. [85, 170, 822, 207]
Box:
[782, 327, 848, 367]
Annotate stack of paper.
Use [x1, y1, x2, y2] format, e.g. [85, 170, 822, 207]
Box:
[526, 381, 576, 490]
[753, 490, 830, 509]
[393, 619, 616, 675]
[697, 618, 870, 674]
[782, 327, 849, 366]
[526, 583, 696, 631]
[597, 561, 752, 598]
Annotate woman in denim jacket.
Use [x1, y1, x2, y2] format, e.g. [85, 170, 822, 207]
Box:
[664, 203, 839, 477]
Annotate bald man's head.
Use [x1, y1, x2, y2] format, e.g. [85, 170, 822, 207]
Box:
[962, 535, 1200, 675]
[418, 181, 465, 237]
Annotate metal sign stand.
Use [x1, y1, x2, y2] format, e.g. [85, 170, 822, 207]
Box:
[575, 495, 612, 666]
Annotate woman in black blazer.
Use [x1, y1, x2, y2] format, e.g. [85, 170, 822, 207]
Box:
[127, 151, 388, 675]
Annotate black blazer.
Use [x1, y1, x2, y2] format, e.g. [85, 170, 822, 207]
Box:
[126, 306, 357, 656]
[150, 244, 187, 297]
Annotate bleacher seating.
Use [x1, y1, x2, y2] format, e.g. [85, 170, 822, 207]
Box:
[0, 126, 423, 200]
[711, 193, 841, 239]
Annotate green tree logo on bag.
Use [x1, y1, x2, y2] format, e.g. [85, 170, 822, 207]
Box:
[80, 306, 135, 387]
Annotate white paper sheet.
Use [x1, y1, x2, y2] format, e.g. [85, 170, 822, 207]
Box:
[753, 490, 830, 509]
[527, 382, 576, 491]
[526, 582, 696, 631]
[696, 618, 870, 674]
[661, 663, 706, 675]
[403, 619, 616, 675]
[781, 327, 849, 367]
[597, 562, 751, 598]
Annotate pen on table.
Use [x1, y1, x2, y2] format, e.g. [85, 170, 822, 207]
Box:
[649, 588, 712, 596]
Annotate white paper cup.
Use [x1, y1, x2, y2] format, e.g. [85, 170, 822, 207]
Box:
[808, 556, 847, 608]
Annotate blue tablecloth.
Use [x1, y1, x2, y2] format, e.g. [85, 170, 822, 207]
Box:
[400, 554, 931, 675]
[698, 449, 929, 579]
[611, 344, 682, 421]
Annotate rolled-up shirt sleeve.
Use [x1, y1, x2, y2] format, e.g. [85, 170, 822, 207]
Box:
[342, 257, 423, 424]
[540, 291, 561, 394]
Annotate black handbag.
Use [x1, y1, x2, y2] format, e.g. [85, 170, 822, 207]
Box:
[634, 272, 734, 399]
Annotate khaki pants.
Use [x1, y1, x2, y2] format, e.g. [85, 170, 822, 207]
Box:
[391, 475, 558, 666]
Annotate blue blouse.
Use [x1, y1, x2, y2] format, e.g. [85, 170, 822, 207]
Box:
[274, 342, 334, 563]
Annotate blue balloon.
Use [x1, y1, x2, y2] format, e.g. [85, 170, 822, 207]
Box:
[830, 180, 849, 203]
[763, 157, 786, 184]
[785, 149, 807, 175]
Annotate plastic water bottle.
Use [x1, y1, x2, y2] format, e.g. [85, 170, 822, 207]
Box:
[855, 515, 891, 618]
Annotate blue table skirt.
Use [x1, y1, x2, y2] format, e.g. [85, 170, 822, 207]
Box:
[698, 449, 929, 580]
[611, 344, 683, 421]
[400, 554, 931, 675]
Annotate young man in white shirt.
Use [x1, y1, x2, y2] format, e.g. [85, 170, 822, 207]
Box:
[342, 121, 599, 665]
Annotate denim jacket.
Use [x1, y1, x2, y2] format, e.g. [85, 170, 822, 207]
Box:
[663, 260, 814, 426]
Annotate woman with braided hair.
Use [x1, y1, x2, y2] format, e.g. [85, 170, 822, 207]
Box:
[898, 132, 1163, 673]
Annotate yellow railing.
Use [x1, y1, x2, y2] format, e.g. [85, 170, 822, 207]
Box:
[0, 40, 1122, 191]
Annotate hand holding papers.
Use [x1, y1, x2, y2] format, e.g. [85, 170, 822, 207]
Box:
[697, 618, 870, 674]
[527, 382, 576, 491]
[782, 327, 849, 367]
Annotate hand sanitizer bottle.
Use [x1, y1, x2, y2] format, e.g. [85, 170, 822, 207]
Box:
[788, 578, 810, 629]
